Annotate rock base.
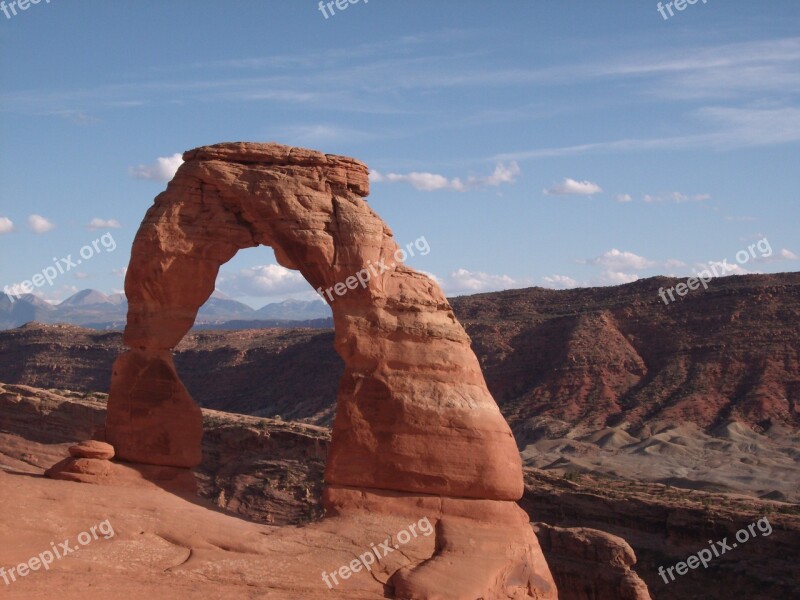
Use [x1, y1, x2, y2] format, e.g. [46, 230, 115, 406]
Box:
[324, 486, 558, 600]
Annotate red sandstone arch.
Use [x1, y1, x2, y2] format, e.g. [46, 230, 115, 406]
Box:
[106, 143, 558, 598]
[106, 142, 523, 501]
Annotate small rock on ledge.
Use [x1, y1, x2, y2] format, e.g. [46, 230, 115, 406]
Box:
[69, 440, 115, 460]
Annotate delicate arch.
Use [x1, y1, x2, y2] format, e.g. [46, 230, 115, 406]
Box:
[106, 142, 522, 500]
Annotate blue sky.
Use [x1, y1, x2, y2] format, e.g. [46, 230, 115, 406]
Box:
[1, 0, 798, 307]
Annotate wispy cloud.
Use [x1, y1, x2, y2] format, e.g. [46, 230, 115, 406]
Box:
[496, 106, 800, 161]
[272, 124, 377, 145]
[0, 217, 14, 234]
[3, 30, 798, 168]
[48, 110, 100, 125]
[604, 38, 800, 99]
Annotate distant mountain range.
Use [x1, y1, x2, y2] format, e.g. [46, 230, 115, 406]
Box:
[0, 289, 332, 330]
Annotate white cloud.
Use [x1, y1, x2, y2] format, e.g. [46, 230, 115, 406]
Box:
[543, 178, 602, 196]
[643, 192, 710, 203]
[550, 271, 639, 288]
[584, 248, 655, 271]
[112, 267, 128, 277]
[542, 274, 579, 289]
[418, 270, 443, 285]
[0, 217, 14, 234]
[754, 247, 800, 263]
[420, 269, 520, 295]
[129, 153, 183, 182]
[574, 248, 701, 283]
[479, 162, 521, 187]
[595, 271, 639, 285]
[575, 250, 692, 283]
[217, 264, 309, 297]
[699, 261, 752, 276]
[388, 171, 464, 191]
[664, 258, 688, 270]
[615, 193, 632, 203]
[27, 214, 55, 234]
[87, 218, 121, 230]
[370, 162, 519, 193]
[434, 268, 524, 295]
[73, 272, 90, 280]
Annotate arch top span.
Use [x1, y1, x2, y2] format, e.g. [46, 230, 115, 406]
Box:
[182, 142, 371, 197]
[122, 143, 386, 352]
[107, 142, 524, 503]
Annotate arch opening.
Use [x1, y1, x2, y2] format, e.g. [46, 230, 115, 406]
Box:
[171, 245, 339, 424]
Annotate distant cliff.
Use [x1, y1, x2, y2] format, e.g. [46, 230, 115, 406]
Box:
[1, 273, 798, 434]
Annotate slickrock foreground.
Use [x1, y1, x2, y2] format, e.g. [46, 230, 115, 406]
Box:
[10, 384, 800, 599]
[3, 384, 661, 600]
[101, 142, 560, 599]
[0, 468, 437, 600]
[2, 463, 649, 600]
